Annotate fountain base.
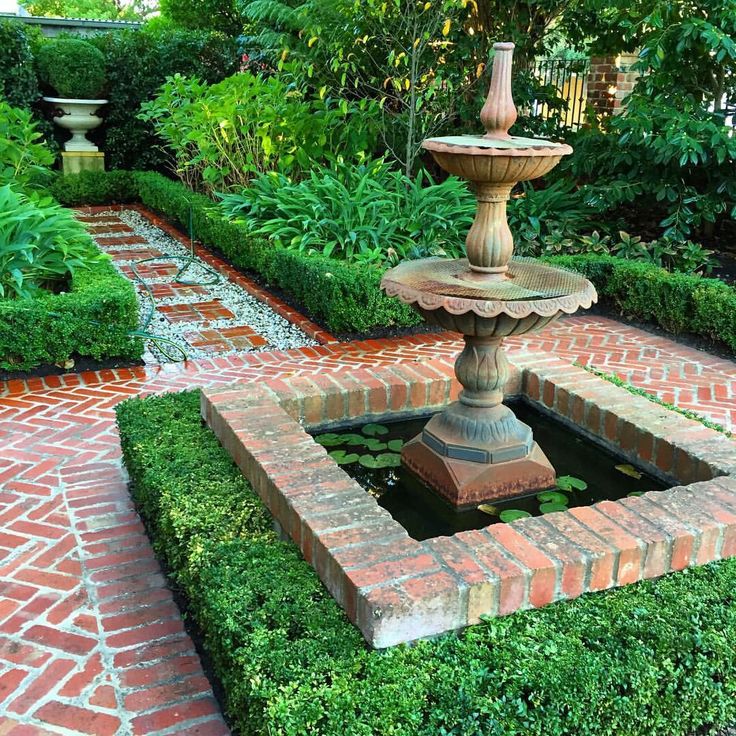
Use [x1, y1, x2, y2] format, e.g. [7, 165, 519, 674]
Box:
[402, 435, 555, 508]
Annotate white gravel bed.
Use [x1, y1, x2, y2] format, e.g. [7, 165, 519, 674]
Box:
[89, 209, 318, 364]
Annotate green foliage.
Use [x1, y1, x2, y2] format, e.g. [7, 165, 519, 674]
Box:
[88, 28, 239, 170]
[0, 101, 54, 190]
[0, 185, 104, 299]
[36, 38, 106, 99]
[0, 241, 141, 371]
[140, 73, 378, 193]
[564, 0, 736, 241]
[159, 0, 244, 35]
[0, 20, 39, 109]
[133, 171, 419, 333]
[218, 160, 474, 266]
[49, 170, 138, 206]
[508, 179, 600, 252]
[117, 388, 736, 736]
[544, 253, 736, 351]
[26, 0, 152, 19]
[240, 0, 582, 172]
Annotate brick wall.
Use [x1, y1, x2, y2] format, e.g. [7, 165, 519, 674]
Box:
[586, 53, 640, 117]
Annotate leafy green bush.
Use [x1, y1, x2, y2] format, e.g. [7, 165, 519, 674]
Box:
[0, 185, 105, 299]
[0, 253, 141, 371]
[49, 170, 138, 206]
[539, 231, 719, 275]
[88, 28, 239, 171]
[117, 388, 736, 736]
[219, 160, 473, 266]
[564, 0, 736, 242]
[36, 38, 106, 99]
[140, 72, 378, 193]
[134, 171, 419, 333]
[0, 101, 54, 190]
[0, 19, 39, 109]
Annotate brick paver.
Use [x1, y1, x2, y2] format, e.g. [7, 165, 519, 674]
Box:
[1, 258, 735, 728]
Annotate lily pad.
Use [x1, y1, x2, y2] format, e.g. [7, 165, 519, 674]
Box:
[539, 502, 568, 514]
[362, 439, 388, 452]
[627, 491, 644, 497]
[477, 503, 499, 516]
[359, 453, 402, 469]
[388, 439, 404, 452]
[537, 491, 569, 505]
[556, 475, 588, 492]
[362, 423, 389, 437]
[315, 433, 344, 447]
[499, 509, 531, 523]
[615, 464, 642, 479]
[329, 450, 360, 465]
[342, 434, 371, 446]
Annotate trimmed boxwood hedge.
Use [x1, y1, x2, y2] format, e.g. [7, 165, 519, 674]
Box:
[132, 171, 420, 334]
[118, 389, 736, 736]
[50, 169, 736, 348]
[0, 257, 142, 371]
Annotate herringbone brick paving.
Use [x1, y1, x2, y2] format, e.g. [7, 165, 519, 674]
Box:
[1, 310, 734, 733]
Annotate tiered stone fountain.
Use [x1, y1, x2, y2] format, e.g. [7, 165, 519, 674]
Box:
[381, 42, 597, 508]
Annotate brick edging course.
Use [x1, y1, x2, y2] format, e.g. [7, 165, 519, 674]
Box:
[203, 355, 736, 647]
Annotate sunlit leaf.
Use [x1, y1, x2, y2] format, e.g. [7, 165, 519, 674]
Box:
[615, 464, 643, 479]
[499, 509, 531, 523]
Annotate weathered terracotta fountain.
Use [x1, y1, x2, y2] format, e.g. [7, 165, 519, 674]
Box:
[381, 42, 597, 508]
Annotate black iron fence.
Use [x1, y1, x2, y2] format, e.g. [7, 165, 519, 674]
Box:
[531, 57, 590, 131]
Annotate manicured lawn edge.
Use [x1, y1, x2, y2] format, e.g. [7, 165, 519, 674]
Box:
[52, 170, 736, 349]
[118, 389, 736, 736]
[0, 256, 142, 372]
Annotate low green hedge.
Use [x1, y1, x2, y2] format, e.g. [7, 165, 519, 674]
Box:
[49, 169, 138, 207]
[51, 170, 736, 348]
[0, 257, 142, 371]
[132, 171, 420, 334]
[118, 389, 736, 736]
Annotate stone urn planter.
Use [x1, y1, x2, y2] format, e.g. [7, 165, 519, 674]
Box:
[43, 97, 108, 152]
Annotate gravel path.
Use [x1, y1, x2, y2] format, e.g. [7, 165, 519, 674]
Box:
[91, 210, 318, 364]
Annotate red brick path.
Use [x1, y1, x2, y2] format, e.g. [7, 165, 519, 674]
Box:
[1, 316, 734, 732]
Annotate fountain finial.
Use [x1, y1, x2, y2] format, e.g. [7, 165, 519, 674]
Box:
[480, 42, 517, 139]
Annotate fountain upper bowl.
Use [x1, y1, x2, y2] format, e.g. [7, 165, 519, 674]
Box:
[423, 135, 572, 183]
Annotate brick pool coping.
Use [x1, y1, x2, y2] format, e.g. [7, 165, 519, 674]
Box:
[203, 354, 736, 648]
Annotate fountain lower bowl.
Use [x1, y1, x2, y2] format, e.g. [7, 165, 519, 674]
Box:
[381, 257, 597, 337]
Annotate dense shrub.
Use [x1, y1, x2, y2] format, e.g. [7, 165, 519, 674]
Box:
[134, 171, 419, 332]
[0, 251, 141, 371]
[0, 101, 54, 190]
[50, 170, 138, 206]
[219, 160, 473, 265]
[0, 185, 105, 299]
[140, 72, 379, 192]
[36, 38, 106, 99]
[0, 20, 39, 109]
[118, 389, 736, 736]
[89, 28, 239, 171]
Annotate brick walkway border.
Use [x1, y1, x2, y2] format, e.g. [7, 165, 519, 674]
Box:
[203, 353, 736, 647]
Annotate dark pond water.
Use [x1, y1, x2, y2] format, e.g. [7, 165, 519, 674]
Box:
[313, 399, 668, 541]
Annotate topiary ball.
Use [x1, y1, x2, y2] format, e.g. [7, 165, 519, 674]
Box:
[36, 38, 106, 99]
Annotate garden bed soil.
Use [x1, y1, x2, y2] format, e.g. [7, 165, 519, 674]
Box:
[0, 354, 145, 383]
